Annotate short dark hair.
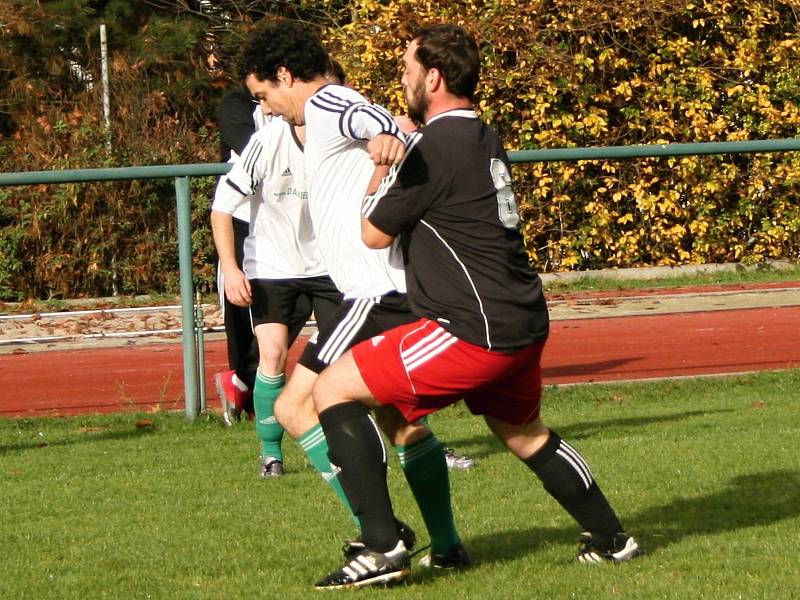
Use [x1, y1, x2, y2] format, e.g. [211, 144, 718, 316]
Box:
[413, 24, 480, 101]
[238, 20, 329, 83]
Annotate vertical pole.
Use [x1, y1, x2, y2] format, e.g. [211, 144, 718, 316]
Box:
[99, 22, 118, 296]
[99, 23, 111, 144]
[175, 176, 198, 420]
[195, 290, 207, 414]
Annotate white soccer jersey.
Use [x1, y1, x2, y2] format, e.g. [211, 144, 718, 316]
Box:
[228, 105, 271, 223]
[212, 117, 326, 280]
[303, 84, 406, 299]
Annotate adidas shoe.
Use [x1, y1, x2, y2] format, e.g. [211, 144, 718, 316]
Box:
[444, 447, 475, 470]
[315, 541, 410, 589]
[343, 519, 416, 559]
[419, 543, 471, 569]
[214, 370, 252, 426]
[260, 456, 284, 478]
[577, 532, 640, 564]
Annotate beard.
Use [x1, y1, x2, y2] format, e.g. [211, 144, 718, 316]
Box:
[405, 80, 429, 124]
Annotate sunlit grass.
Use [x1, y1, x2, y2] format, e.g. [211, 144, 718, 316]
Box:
[1, 369, 798, 599]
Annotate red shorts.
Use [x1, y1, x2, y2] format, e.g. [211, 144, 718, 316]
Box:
[351, 318, 545, 425]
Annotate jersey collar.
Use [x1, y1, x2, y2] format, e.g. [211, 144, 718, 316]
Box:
[426, 108, 478, 125]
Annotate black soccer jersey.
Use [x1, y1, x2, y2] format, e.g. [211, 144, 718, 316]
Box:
[364, 109, 549, 350]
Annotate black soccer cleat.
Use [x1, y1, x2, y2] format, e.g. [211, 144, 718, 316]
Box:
[577, 532, 641, 564]
[342, 519, 416, 559]
[315, 541, 410, 590]
[418, 543, 472, 569]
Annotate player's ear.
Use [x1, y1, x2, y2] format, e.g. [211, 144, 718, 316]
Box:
[277, 66, 293, 86]
[427, 67, 443, 93]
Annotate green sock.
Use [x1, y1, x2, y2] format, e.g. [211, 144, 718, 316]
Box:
[253, 370, 285, 461]
[298, 424, 359, 526]
[397, 433, 461, 554]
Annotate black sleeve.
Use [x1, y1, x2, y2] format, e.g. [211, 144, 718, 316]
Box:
[368, 136, 444, 236]
[217, 87, 256, 161]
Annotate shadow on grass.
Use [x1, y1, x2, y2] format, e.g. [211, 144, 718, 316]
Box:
[418, 469, 800, 573]
[629, 469, 800, 554]
[542, 357, 641, 379]
[0, 427, 156, 454]
[557, 408, 733, 441]
[445, 408, 732, 461]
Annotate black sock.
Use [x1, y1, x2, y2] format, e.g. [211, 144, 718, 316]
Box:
[318, 401, 399, 553]
[524, 430, 623, 546]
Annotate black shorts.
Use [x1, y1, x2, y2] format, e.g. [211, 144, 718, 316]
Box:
[249, 275, 343, 345]
[298, 291, 416, 374]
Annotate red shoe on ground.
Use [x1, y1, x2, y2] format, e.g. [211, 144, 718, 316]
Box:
[214, 370, 253, 425]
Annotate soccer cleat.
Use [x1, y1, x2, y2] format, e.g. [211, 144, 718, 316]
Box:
[418, 543, 472, 569]
[315, 541, 410, 590]
[260, 456, 284, 478]
[444, 447, 475, 470]
[577, 532, 641, 564]
[343, 519, 416, 559]
[214, 370, 252, 426]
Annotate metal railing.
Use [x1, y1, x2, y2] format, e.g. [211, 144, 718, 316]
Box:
[2, 137, 799, 419]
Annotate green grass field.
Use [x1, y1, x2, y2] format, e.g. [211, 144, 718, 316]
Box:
[541, 261, 800, 294]
[2, 370, 799, 599]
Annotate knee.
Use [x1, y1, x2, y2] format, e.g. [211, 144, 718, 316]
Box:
[273, 392, 291, 426]
[259, 345, 287, 374]
[311, 370, 332, 413]
[388, 419, 430, 447]
[274, 391, 312, 437]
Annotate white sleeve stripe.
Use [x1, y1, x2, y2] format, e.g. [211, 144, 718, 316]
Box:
[308, 96, 351, 137]
[309, 94, 350, 113]
[363, 131, 423, 218]
[341, 103, 398, 139]
[240, 139, 263, 193]
[315, 90, 351, 109]
[420, 220, 493, 349]
[225, 178, 248, 197]
[353, 104, 398, 135]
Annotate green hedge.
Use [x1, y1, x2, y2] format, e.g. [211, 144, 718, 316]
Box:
[1, 0, 799, 300]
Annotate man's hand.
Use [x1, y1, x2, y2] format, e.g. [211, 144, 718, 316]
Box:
[222, 267, 252, 307]
[367, 133, 406, 166]
[394, 115, 418, 134]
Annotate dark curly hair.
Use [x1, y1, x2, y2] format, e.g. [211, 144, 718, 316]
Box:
[413, 24, 480, 101]
[238, 20, 329, 82]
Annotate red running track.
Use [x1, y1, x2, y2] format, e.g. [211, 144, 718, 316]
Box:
[1, 306, 798, 417]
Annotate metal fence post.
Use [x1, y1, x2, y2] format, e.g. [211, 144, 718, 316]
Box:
[174, 176, 199, 420]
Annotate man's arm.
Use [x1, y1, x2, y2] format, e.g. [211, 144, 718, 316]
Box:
[366, 133, 406, 166]
[210, 208, 252, 307]
[361, 165, 395, 249]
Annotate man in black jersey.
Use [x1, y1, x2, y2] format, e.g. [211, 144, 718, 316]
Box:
[213, 85, 261, 424]
[312, 24, 640, 589]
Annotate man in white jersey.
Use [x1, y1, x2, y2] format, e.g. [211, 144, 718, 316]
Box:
[237, 21, 465, 566]
[211, 93, 342, 478]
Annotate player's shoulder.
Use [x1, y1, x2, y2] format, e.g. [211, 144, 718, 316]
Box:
[249, 116, 291, 143]
[425, 110, 500, 149]
[308, 84, 367, 113]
